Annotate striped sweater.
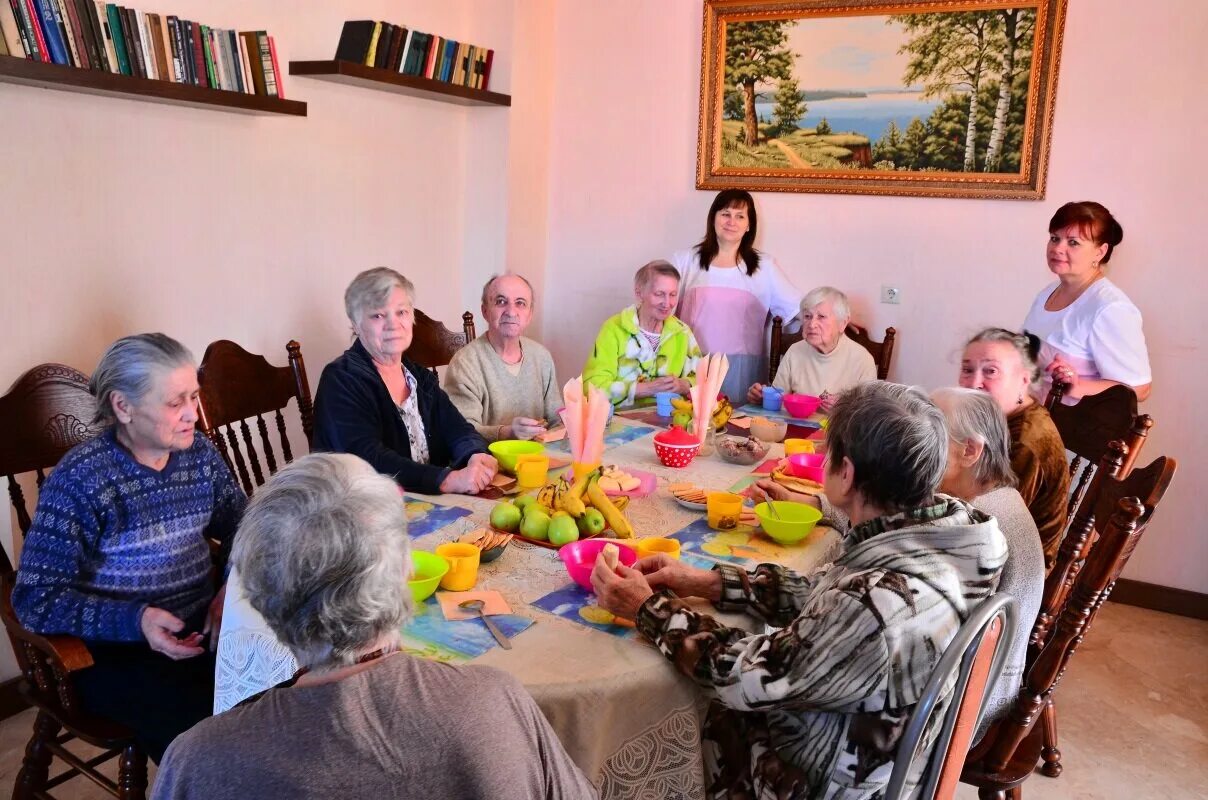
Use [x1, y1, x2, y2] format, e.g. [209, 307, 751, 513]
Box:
[636, 497, 1008, 799]
[13, 429, 245, 642]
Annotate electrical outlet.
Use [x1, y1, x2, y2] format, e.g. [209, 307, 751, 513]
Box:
[881, 285, 901, 305]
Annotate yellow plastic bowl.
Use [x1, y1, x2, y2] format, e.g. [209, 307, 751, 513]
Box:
[754, 502, 823, 544]
[408, 551, 450, 603]
[488, 440, 545, 474]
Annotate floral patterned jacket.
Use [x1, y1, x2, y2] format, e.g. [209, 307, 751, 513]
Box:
[635, 497, 1009, 799]
[583, 305, 701, 407]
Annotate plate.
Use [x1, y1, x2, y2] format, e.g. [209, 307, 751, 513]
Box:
[601, 469, 657, 499]
[673, 496, 707, 512]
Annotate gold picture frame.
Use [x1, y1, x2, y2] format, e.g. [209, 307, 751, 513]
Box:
[696, 0, 1068, 199]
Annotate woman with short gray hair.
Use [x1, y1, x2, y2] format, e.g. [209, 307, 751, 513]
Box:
[747, 285, 876, 411]
[592, 381, 1008, 798]
[153, 454, 597, 800]
[313, 267, 496, 495]
[14, 333, 246, 763]
[931, 387, 1044, 737]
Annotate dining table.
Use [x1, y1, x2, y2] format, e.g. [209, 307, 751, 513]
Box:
[214, 407, 839, 800]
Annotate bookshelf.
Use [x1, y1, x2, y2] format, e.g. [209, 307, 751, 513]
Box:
[289, 59, 509, 107]
[0, 55, 308, 116]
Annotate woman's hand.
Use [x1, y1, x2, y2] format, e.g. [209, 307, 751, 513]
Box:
[634, 377, 680, 398]
[1046, 355, 1081, 398]
[509, 417, 547, 441]
[141, 607, 206, 660]
[818, 391, 835, 413]
[633, 554, 722, 601]
[441, 453, 499, 494]
[745, 478, 820, 509]
[590, 560, 655, 621]
[747, 383, 765, 404]
[202, 583, 227, 652]
[672, 377, 692, 396]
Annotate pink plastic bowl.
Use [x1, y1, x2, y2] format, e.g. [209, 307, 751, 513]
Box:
[560, 539, 638, 590]
[653, 438, 701, 468]
[782, 393, 822, 419]
[787, 452, 826, 484]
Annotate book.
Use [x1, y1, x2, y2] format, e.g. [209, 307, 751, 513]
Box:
[135, 8, 153, 77]
[72, 0, 104, 70]
[440, 38, 456, 82]
[1, 1, 28, 57]
[267, 34, 281, 98]
[236, 30, 251, 93]
[198, 23, 214, 87]
[255, 31, 275, 96]
[22, 0, 49, 62]
[422, 34, 438, 78]
[412, 32, 432, 76]
[50, 0, 77, 67]
[207, 27, 223, 88]
[240, 30, 263, 95]
[372, 22, 390, 68]
[59, 0, 88, 67]
[165, 14, 181, 80]
[188, 19, 204, 85]
[147, 12, 168, 80]
[118, 6, 143, 78]
[452, 41, 465, 85]
[226, 29, 243, 92]
[103, 3, 127, 74]
[33, 0, 68, 64]
[154, 12, 173, 81]
[363, 21, 379, 66]
[384, 23, 404, 70]
[333, 19, 372, 63]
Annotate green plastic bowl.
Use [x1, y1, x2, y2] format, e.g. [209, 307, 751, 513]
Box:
[754, 501, 823, 544]
[488, 440, 545, 474]
[409, 551, 450, 603]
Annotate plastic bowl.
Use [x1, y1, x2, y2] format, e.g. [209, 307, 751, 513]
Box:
[653, 438, 701, 468]
[750, 416, 788, 443]
[488, 440, 545, 473]
[408, 551, 450, 603]
[754, 501, 823, 544]
[787, 453, 826, 483]
[782, 394, 822, 419]
[559, 539, 638, 590]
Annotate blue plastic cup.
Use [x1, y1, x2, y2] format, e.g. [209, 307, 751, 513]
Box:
[655, 391, 678, 417]
[762, 386, 784, 412]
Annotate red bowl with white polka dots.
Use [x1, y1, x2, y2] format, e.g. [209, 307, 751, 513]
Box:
[653, 438, 701, 468]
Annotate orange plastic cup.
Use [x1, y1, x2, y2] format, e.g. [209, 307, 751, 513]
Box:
[572, 461, 602, 482]
[515, 454, 550, 489]
[435, 543, 480, 591]
[635, 537, 681, 560]
[706, 492, 744, 531]
[784, 438, 814, 456]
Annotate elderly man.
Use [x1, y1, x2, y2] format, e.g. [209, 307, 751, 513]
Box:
[445, 273, 561, 442]
[592, 382, 1007, 799]
[583, 260, 701, 407]
[748, 286, 876, 412]
[152, 453, 597, 800]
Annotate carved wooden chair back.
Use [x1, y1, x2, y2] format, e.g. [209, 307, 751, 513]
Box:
[962, 453, 1176, 797]
[196, 340, 314, 496]
[0, 366, 147, 799]
[769, 317, 896, 383]
[408, 310, 477, 377]
[1044, 383, 1152, 532]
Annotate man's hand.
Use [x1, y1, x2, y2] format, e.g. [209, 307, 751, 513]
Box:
[141, 607, 205, 660]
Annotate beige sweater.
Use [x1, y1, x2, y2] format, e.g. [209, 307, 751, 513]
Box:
[772, 334, 877, 396]
[443, 335, 561, 441]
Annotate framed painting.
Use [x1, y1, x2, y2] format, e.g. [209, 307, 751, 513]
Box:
[696, 0, 1068, 199]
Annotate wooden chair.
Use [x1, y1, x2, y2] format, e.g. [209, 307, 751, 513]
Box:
[196, 340, 314, 496]
[769, 317, 896, 383]
[961, 448, 1177, 798]
[884, 593, 1017, 800]
[0, 364, 148, 799]
[408, 310, 476, 377]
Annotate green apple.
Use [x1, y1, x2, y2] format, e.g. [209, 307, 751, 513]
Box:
[520, 509, 551, 541]
[576, 507, 606, 536]
[549, 513, 580, 546]
[490, 502, 521, 533]
[672, 410, 693, 429]
[514, 495, 538, 514]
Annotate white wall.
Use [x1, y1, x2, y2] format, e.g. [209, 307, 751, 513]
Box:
[539, 0, 1208, 594]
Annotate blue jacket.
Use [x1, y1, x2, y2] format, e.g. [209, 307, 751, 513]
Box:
[312, 339, 487, 494]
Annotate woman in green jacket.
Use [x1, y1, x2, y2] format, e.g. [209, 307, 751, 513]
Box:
[584, 261, 702, 407]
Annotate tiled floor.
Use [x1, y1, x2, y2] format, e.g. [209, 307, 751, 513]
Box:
[0, 602, 1203, 799]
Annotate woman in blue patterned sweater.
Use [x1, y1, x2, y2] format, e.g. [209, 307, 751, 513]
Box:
[13, 333, 246, 762]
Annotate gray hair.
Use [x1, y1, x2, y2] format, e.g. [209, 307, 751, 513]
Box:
[965, 327, 1042, 385]
[826, 381, 948, 511]
[89, 333, 194, 426]
[232, 453, 413, 671]
[633, 260, 681, 292]
[801, 286, 851, 322]
[344, 267, 415, 325]
[931, 387, 1017, 490]
[481, 272, 535, 306]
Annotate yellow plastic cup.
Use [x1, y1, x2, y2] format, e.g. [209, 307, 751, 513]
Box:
[784, 438, 814, 456]
[635, 537, 681, 560]
[435, 542, 480, 591]
[572, 461, 602, 482]
[706, 492, 744, 531]
[515, 454, 550, 489]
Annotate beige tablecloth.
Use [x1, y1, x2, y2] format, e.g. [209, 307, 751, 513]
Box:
[215, 417, 840, 799]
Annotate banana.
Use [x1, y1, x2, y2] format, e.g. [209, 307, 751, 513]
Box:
[586, 476, 633, 538]
[537, 482, 556, 510]
[670, 397, 694, 412]
[611, 495, 630, 512]
[711, 396, 734, 430]
[552, 476, 568, 512]
[569, 467, 597, 501]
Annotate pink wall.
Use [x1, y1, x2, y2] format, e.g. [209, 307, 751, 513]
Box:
[539, 1, 1208, 593]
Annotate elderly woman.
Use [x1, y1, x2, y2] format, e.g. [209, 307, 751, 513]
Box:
[592, 382, 1007, 798]
[960, 327, 1070, 567]
[931, 387, 1044, 733]
[445, 273, 561, 441]
[671, 189, 802, 400]
[13, 333, 245, 763]
[747, 286, 876, 411]
[152, 454, 596, 799]
[313, 268, 497, 495]
[1024, 201, 1151, 402]
[583, 260, 701, 408]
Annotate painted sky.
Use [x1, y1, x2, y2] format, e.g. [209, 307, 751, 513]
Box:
[781, 14, 917, 91]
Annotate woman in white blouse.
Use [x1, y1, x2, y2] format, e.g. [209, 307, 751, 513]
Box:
[1023, 201, 1152, 402]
